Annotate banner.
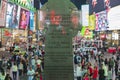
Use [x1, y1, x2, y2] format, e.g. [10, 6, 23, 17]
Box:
[5, 3, 21, 29]
[0, 0, 7, 27]
[19, 8, 30, 29]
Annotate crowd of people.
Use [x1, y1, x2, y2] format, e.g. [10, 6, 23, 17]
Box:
[74, 50, 120, 80]
[0, 43, 45, 80]
[0, 40, 120, 80]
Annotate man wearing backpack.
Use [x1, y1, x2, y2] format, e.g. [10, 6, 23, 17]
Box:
[74, 53, 81, 64]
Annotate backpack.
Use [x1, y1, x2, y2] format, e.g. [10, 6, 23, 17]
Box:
[74, 56, 78, 64]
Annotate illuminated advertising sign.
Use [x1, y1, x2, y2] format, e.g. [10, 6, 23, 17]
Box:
[19, 8, 30, 29]
[108, 5, 120, 30]
[81, 4, 89, 26]
[88, 14, 95, 30]
[30, 11, 34, 31]
[0, 0, 7, 27]
[3, 29, 12, 37]
[81, 27, 93, 38]
[89, 0, 120, 14]
[6, 2, 21, 29]
[95, 11, 108, 31]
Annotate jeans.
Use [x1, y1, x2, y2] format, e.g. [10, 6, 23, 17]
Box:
[77, 76, 81, 80]
[12, 71, 17, 80]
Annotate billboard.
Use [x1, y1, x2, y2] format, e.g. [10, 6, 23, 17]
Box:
[81, 4, 89, 26]
[19, 8, 30, 29]
[89, 0, 120, 14]
[95, 11, 108, 31]
[0, 0, 7, 27]
[88, 14, 95, 30]
[39, 10, 46, 30]
[5, 2, 21, 29]
[108, 5, 120, 30]
[30, 11, 34, 31]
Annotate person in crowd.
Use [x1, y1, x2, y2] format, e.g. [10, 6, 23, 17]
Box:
[81, 57, 85, 69]
[12, 62, 18, 80]
[92, 66, 98, 80]
[5, 73, 12, 80]
[6, 59, 12, 73]
[31, 56, 36, 70]
[34, 65, 42, 80]
[104, 58, 108, 65]
[36, 57, 42, 68]
[115, 60, 118, 76]
[0, 58, 3, 68]
[81, 66, 88, 79]
[88, 63, 93, 79]
[27, 66, 35, 80]
[23, 60, 28, 75]
[108, 68, 112, 80]
[74, 53, 81, 65]
[108, 57, 115, 73]
[0, 69, 5, 80]
[102, 63, 108, 80]
[83, 73, 89, 80]
[99, 65, 105, 80]
[118, 68, 120, 80]
[76, 63, 82, 80]
[18, 61, 23, 76]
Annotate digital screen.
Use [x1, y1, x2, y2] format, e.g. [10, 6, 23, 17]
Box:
[5, 2, 21, 29]
[0, 0, 7, 27]
[19, 8, 30, 29]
